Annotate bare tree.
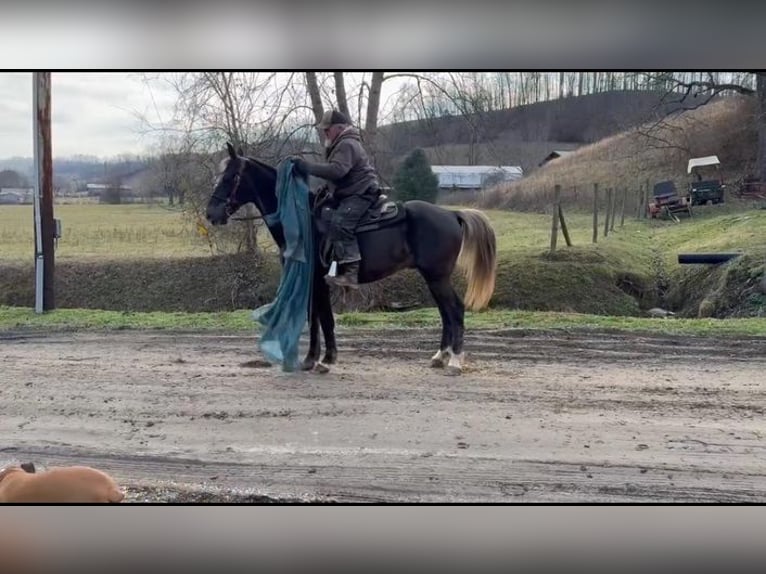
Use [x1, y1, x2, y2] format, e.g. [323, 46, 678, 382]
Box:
[638, 72, 764, 180]
[333, 72, 351, 119]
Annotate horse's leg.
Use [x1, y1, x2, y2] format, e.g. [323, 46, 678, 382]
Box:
[301, 304, 321, 371]
[445, 281, 466, 375]
[428, 276, 466, 375]
[426, 276, 455, 370]
[316, 277, 337, 365]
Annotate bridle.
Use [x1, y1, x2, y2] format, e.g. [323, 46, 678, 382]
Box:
[213, 157, 248, 217]
[212, 156, 277, 223]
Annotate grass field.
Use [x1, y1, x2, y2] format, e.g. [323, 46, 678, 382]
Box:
[3, 202, 763, 264]
[0, 203, 215, 260]
[2, 201, 765, 317]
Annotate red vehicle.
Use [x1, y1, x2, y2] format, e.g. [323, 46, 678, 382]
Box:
[647, 180, 692, 220]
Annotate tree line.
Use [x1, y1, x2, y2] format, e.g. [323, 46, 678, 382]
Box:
[135, 71, 765, 253]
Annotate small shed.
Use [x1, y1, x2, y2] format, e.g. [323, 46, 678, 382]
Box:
[430, 165, 523, 191]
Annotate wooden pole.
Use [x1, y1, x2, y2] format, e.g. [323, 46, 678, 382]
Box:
[558, 204, 572, 247]
[550, 184, 560, 252]
[644, 178, 650, 219]
[33, 72, 55, 312]
[592, 183, 599, 243]
[604, 187, 611, 237]
[620, 186, 627, 227]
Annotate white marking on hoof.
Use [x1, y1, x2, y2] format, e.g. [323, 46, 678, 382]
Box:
[445, 352, 464, 376]
[313, 362, 330, 374]
[430, 347, 452, 368]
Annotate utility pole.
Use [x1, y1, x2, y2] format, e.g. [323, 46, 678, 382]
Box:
[33, 72, 55, 312]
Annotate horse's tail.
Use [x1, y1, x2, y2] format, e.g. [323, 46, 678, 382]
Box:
[455, 209, 497, 311]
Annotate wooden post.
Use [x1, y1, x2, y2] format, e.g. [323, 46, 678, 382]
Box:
[644, 178, 650, 219]
[604, 187, 611, 237]
[550, 184, 560, 252]
[558, 204, 572, 247]
[592, 183, 599, 243]
[620, 186, 627, 227]
[33, 72, 55, 312]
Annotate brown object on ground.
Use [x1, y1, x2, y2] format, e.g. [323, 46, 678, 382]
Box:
[0, 465, 124, 503]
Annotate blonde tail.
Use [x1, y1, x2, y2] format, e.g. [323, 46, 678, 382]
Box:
[456, 209, 497, 311]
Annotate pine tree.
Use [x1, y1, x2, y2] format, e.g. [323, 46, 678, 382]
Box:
[393, 148, 439, 203]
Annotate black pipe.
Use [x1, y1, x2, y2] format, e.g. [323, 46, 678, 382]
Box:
[677, 253, 742, 264]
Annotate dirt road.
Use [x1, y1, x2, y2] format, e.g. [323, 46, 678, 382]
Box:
[3, 327, 766, 502]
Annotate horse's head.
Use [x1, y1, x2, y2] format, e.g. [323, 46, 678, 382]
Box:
[206, 143, 250, 226]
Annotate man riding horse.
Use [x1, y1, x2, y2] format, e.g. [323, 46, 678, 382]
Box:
[292, 109, 380, 288]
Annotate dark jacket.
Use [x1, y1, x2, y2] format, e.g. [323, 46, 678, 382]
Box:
[303, 127, 379, 199]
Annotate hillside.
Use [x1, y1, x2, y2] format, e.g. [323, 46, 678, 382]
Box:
[375, 90, 693, 178]
[480, 95, 757, 213]
[0, 156, 151, 191]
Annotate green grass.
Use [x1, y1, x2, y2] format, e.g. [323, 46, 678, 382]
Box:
[3, 202, 765, 318]
[0, 203, 213, 260]
[2, 305, 765, 337]
[649, 206, 766, 260]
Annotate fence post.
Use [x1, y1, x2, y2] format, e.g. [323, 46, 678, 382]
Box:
[558, 204, 572, 247]
[550, 184, 560, 252]
[644, 178, 650, 219]
[604, 187, 612, 237]
[592, 183, 599, 243]
[620, 186, 627, 227]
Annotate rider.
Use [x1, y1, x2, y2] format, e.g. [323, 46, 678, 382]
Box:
[292, 109, 380, 288]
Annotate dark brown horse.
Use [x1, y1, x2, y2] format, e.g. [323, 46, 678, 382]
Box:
[206, 143, 497, 374]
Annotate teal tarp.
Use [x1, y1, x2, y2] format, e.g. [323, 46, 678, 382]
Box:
[252, 160, 313, 371]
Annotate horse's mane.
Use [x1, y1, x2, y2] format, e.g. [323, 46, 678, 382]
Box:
[244, 156, 276, 175]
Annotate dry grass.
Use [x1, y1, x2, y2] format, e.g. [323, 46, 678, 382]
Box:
[481, 96, 758, 213]
[0, 203, 274, 261]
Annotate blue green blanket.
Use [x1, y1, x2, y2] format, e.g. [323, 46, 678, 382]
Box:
[251, 160, 313, 371]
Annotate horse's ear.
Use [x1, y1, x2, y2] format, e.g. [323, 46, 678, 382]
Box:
[226, 142, 236, 159]
[237, 146, 244, 156]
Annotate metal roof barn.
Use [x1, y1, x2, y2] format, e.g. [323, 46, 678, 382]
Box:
[430, 165, 523, 189]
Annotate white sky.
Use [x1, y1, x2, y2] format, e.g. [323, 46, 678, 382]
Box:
[0, 72, 179, 159]
[0, 72, 413, 160]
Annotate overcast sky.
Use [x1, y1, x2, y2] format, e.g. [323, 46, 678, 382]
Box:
[0, 72, 178, 160]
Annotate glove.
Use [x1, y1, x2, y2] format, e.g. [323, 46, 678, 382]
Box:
[290, 157, 309, 177]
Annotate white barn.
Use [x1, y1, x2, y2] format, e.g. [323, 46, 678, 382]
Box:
[430, 165, 523, 191]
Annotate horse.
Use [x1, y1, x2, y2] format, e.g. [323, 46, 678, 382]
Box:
[205, 143, 497, 375]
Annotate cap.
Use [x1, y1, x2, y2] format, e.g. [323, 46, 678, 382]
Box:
[316, 109, 351, 130]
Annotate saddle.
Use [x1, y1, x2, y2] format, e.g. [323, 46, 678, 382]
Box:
[313, 190, 405, 267]
[314, 192, 404, 236]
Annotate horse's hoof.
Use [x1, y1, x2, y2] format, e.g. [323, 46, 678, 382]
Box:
[313, 362, 330, 374]
[300, 358, 317, 371]
[444, 365, 462, 376]
[322, 352, 337, 365]
[430, 357, 445, 368]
